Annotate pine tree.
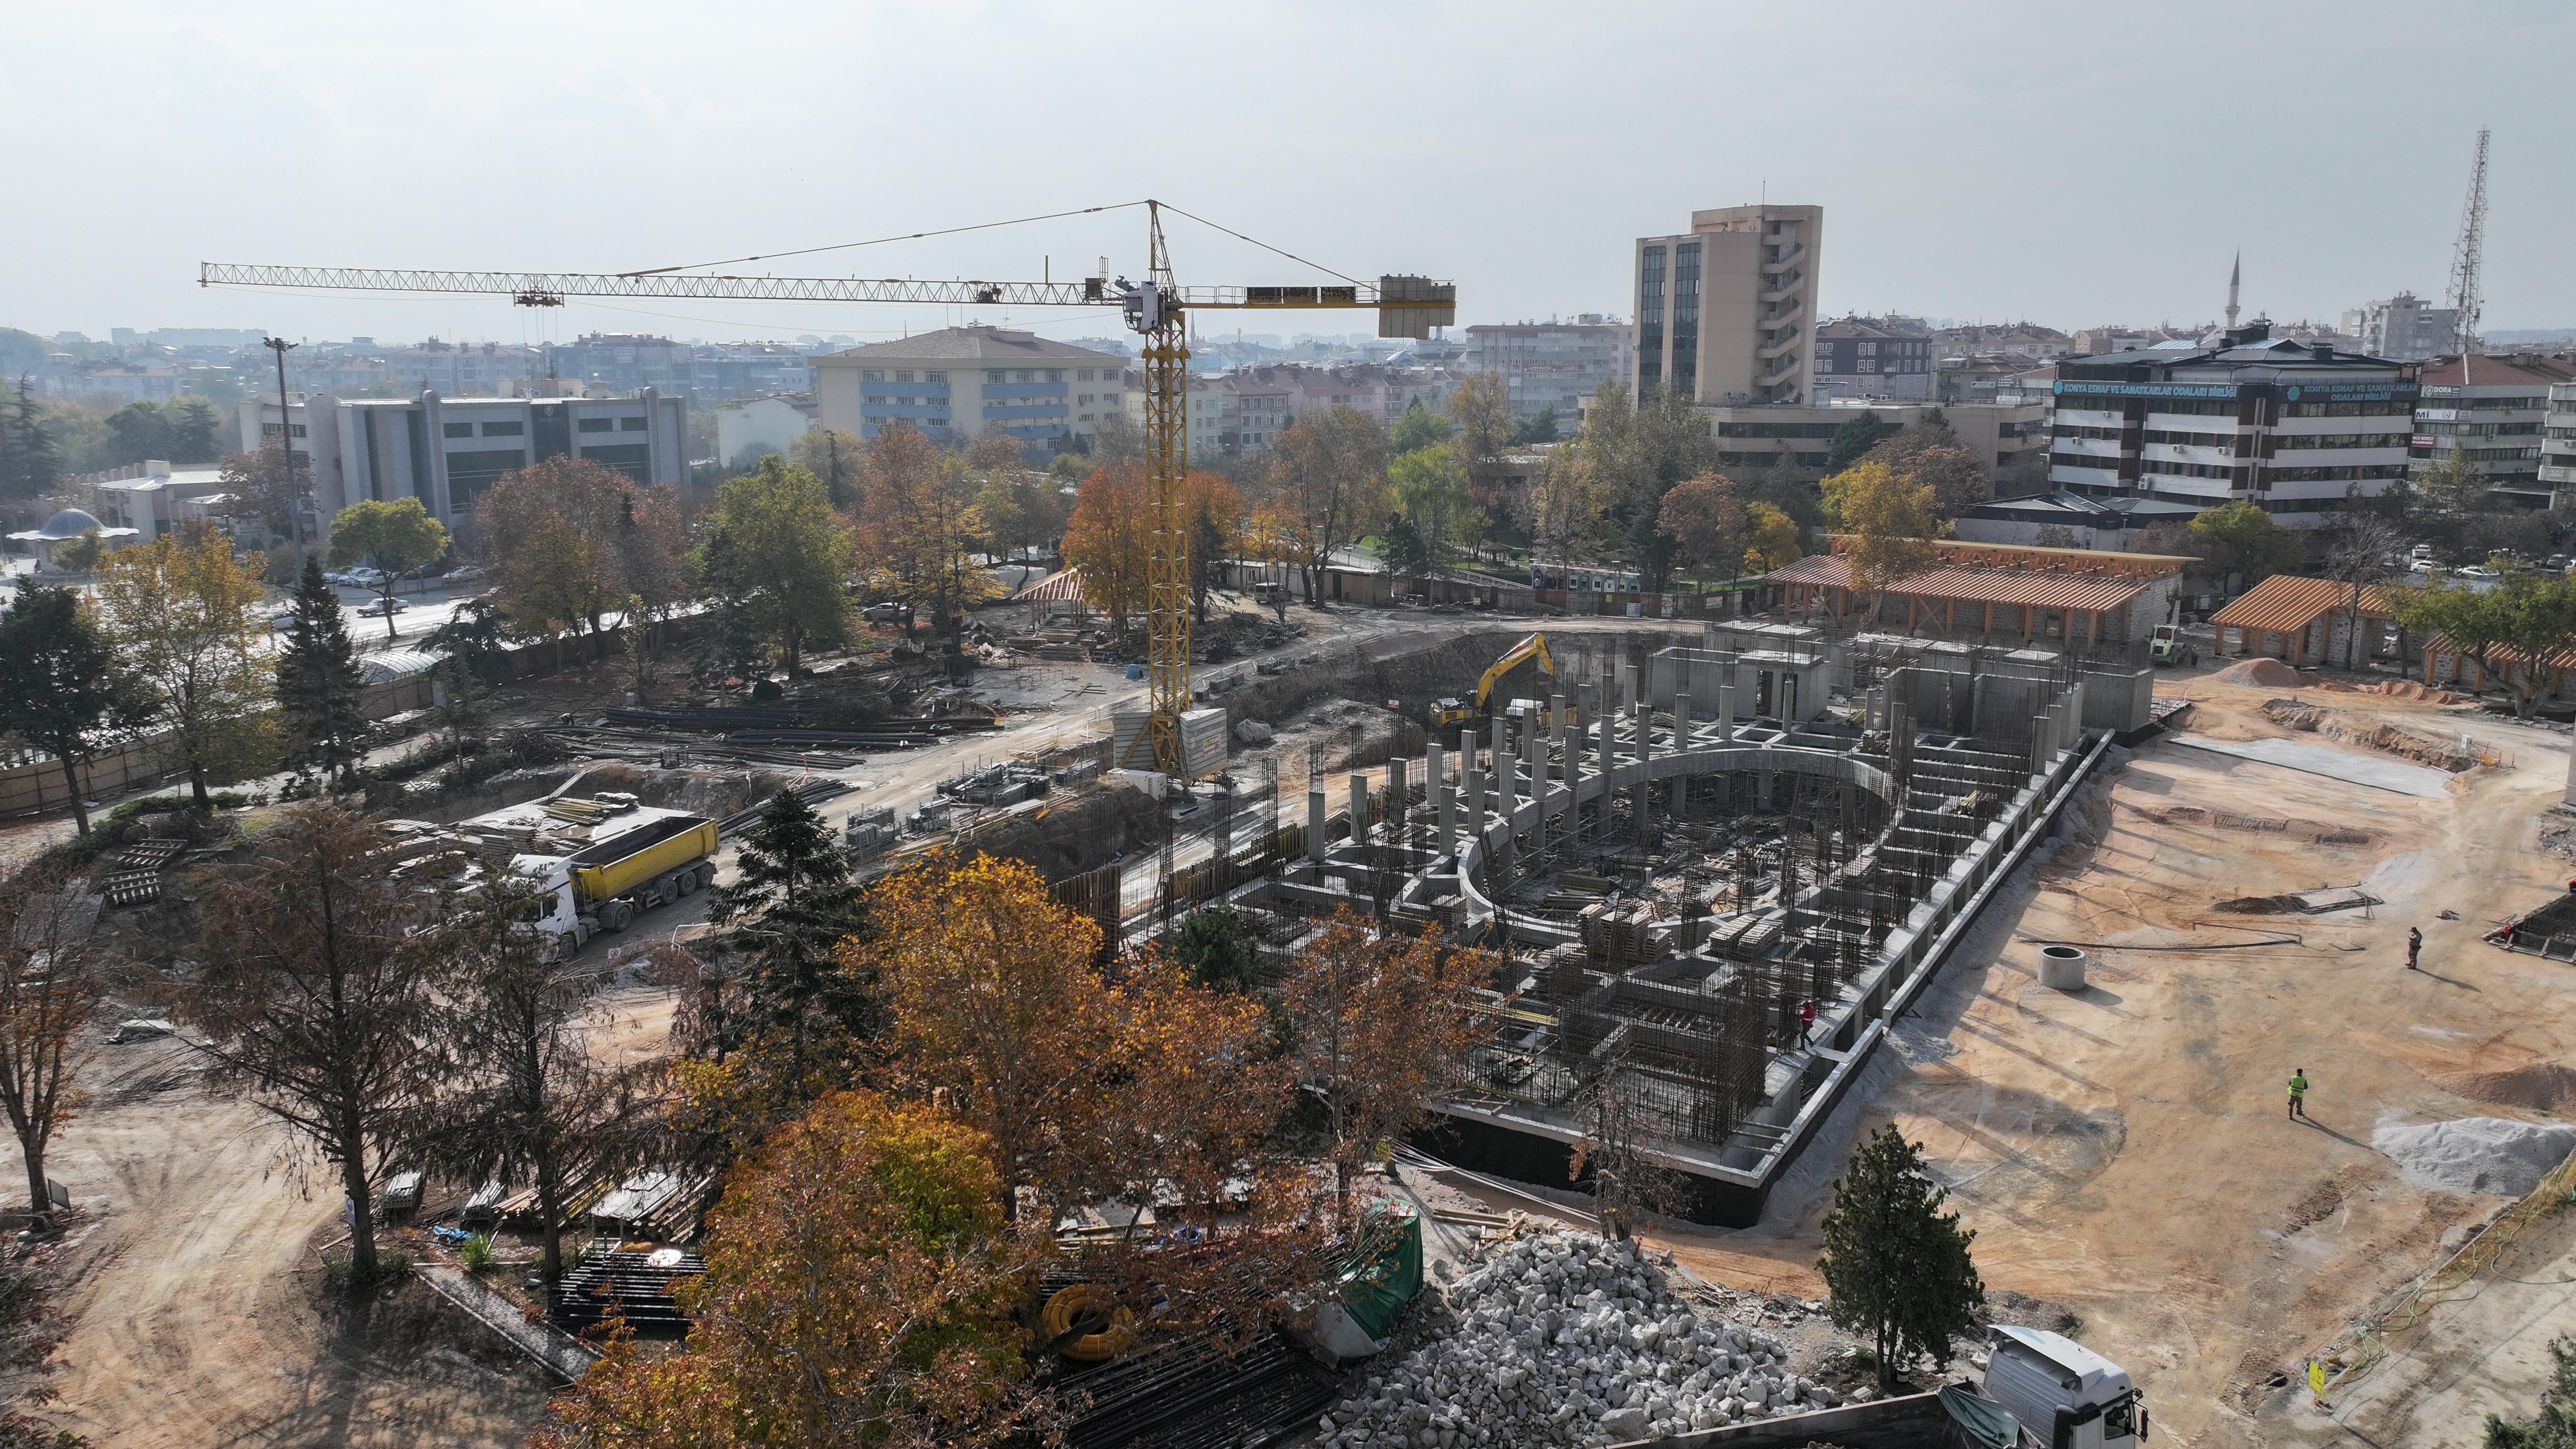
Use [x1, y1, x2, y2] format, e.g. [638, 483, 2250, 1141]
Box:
[705, 789, 874, 1085]
[4, 375, 58, 500]
[0, 587, 142, 835]
[2486, 1337, 2576, 1449]
[273, 556, 369, 784]
[1818, 1125, 1985, 1391]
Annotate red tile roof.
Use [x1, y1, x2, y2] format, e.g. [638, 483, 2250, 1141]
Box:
[1766, 553, 2153, 613]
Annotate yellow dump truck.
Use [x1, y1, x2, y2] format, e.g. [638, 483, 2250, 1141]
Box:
[460, 795, 720, 956]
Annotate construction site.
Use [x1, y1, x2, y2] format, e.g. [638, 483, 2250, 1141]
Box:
[20, 519, 2576, 1448]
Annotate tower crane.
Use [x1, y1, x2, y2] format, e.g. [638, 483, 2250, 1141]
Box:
[204, 201, 1454, 774]
[2445, 127, 2490, 354]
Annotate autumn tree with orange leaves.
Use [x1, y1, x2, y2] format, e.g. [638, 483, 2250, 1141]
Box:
[1067, 463, 1246, 629]
[537, 1090, 1040, 1449]
[1062, 459, 1152, 628]
[1280, 908, 1492, 1222]
[849, 851, 1332, 1349]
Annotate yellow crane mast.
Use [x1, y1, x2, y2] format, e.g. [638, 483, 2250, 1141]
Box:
[204, 201, 1453, 774]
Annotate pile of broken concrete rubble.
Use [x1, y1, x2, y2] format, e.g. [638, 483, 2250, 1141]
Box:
[1317, 1229, 1840, 1447]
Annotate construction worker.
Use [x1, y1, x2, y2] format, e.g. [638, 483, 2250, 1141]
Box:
[2407, 926, 2423, 971]
[1799, 1000, 1818, 1046]
[2288, 1068, 2310, 1120]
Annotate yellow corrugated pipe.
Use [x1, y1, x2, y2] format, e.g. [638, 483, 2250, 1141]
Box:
[1041, 1283, 1135, 1362]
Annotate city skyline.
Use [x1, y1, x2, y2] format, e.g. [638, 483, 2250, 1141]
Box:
[6, 3, 2570, 346]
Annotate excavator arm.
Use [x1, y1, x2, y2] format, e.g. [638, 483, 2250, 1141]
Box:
[1472, 633, 1555, 708]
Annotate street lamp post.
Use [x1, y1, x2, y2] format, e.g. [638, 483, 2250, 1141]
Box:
[264, 336, 306, 570]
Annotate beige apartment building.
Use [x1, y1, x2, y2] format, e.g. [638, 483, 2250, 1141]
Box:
[1630, 204, 1823, 405]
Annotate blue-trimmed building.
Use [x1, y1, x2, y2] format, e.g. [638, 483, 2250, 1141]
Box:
[810, 325, 1128, 450]
[2047, 323, 2417, 524]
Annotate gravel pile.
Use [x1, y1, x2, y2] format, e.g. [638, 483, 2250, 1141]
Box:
[1317, 1231, 1839, 1447]
[2374, 1115, 2576, 1196]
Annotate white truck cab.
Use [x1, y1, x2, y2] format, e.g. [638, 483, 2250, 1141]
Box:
[1983, 1326, 2146, 1449]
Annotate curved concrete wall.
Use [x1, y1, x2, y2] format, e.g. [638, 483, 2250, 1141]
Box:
[1448, 743, 1900, 923]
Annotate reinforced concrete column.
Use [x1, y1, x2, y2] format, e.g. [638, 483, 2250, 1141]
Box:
[1463, 759, 1485, 834]
[1549, 693, 1570, 784]
[1389, 755, 1409, 836]
[1349, 772, 1370, 848]
[1434, 747, 1458, 849]
[1307, 783, 1328, 863]
[1716, 679, 1735, 743]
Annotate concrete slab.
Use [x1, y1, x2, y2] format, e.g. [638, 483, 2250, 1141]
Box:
[2167, 733, 2454, 798]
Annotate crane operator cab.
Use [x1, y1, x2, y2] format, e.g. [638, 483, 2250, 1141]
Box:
[1119, 278, 1164, 333]
[1981, 1326, 2146, 1449]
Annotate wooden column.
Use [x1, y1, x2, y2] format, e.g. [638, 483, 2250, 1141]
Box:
[2087, 610, 2100, 648]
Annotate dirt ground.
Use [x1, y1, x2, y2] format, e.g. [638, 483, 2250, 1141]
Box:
[1602, 672, 2576, 1448]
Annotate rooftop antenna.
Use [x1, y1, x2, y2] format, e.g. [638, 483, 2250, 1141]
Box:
[2224, 251, 2241, 331]
[2446, 126, 2491, 354]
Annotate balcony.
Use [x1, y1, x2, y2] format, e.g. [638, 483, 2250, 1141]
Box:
[1757, 328, 1804, 360]
[1756, 355, 1805, 389]
[1760, 244, 1807, 275]
[1758, 278, 1805, 304]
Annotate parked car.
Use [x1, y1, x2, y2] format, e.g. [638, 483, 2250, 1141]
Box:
[861, 601, 911, 623]
[270, 612, 297, 631]
[339, 567, 392, 588]
[355, 597, 410, 617]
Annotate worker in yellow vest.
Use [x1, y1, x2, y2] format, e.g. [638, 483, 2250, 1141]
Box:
[2287, 1068, 2309, 1120]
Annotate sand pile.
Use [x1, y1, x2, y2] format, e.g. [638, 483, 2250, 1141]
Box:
[2431, 1064, 2576, 1113]
[2212, 658, 2305, 688]
[2373, 1116, 2576, 1196]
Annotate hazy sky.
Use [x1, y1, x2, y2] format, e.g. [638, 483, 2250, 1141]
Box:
[8, 2, 2569, 347]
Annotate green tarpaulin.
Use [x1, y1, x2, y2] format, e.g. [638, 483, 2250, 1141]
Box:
[1336, 1199, 1423, 1340]
[1942, 1384, 2021, 1449]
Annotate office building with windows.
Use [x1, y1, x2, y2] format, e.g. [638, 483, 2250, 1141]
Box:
[2046, 324, 2416, 523]
[239, 389, 687, 537]
[1813, 316, 1933, 400]
[2410, 353, 2576, 508]
[2342, 293, 2460, 364]
[810, 326, 1128, 448]
[1631, 204, 1822, 405]
[1463, 318, 1633, 429]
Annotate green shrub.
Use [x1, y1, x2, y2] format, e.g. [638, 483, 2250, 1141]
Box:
[459, 1234, 495, 1271]
[320, 1245, 414, 1291]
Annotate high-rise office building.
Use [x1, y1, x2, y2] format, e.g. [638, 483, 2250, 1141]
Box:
[2341, 293, 2460, 364]
[1630, 204, 1823, 405]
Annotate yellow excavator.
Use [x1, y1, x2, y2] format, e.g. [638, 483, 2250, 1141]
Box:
[1430, 633, 1560, 731]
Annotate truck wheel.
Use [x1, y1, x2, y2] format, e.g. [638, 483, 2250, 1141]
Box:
[693, 863, 717, 893]
[673, 869, 697, 898]
[600, 901, 634, 932]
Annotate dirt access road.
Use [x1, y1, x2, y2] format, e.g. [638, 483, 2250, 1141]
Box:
[1620, 674, 2576, 1448]
[26, 991, 672, 1445]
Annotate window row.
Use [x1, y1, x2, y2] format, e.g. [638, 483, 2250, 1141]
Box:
[2274, 432, 2409, 450]
[2282, 399, 2408, 418]
[2263, 464, 2407, 482]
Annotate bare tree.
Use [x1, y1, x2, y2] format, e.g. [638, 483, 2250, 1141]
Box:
[413, 880, 673, 1296]
[1278, 909, 1490, 1223]
[2324, 494, 2407, 670]
[1568, 1045, 1688, 1241]
[0, 864, 108, 1218]
[189, 804, 440, 1283]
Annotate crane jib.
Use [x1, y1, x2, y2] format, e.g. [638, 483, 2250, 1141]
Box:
[197, 263, 1451, 313]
